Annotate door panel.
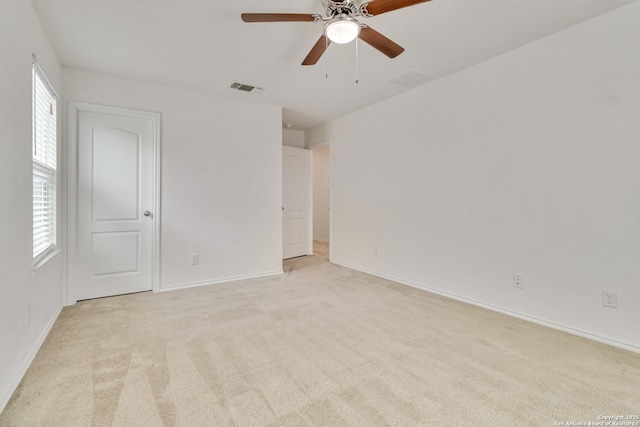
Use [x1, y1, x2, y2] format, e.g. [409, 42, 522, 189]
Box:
[283, 219, 304, 246]
[73, 108, 156, 300]
[91, 231, 140, 276]
[283, 146, 312, 259]
[91, 128, 140, 221]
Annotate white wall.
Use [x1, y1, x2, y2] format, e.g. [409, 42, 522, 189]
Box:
[308, 2, 640, 351]
[312, 145, 330, 243]
[63, 69, 283, 290]
[282, 128, 305, 148]
[0, 0, 64, 411]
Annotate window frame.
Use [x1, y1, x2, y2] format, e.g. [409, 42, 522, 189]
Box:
[32, 58, 58, 267]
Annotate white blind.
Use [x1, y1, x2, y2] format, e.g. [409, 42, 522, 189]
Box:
[33, 62, 57, 260]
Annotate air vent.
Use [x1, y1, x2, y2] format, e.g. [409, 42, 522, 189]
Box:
[388, 70, 431, 88]
[230, 82, 263, 93]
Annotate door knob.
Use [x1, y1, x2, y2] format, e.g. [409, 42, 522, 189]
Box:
[144, 211, 151, 217]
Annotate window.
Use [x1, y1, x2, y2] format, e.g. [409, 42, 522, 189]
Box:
[32, 60, 57, 262]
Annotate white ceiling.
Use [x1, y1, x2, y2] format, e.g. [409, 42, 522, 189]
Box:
[32, 0, 635, 130]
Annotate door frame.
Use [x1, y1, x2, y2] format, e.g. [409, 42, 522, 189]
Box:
[66, 102, 162, 304]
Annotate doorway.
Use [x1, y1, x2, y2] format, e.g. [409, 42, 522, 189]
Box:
[310, 142, 330, 259]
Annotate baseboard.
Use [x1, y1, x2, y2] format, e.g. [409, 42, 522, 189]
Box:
[313, 238, 329, 243]
[159, 269, 284, 292]
[0, 304, 63, 414]
[331, 260, 640, 354]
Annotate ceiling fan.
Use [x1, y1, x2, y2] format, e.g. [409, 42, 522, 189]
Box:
[241, 0, 432, 66]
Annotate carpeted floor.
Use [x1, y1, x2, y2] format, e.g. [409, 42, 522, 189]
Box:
[2, 242, 639, 426]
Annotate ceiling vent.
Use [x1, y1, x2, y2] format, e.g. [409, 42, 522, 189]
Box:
[230, 82, 263, 93]
[388, 70, 431, 88]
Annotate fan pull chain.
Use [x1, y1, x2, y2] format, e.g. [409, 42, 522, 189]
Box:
[325, 35, 329, 79]
[355, 36, 359, 84]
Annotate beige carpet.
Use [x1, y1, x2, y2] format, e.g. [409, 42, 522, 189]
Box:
[2, 242, 639, 426]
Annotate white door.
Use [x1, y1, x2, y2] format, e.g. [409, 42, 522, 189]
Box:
[71, 105, 159, 301]
[283, 146, 312, 259]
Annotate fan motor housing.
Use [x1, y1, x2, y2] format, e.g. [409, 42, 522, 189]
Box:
[322, 0, 359, 17]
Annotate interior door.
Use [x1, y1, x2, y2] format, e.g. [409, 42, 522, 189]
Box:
[283, 146, 312, 259]
[73, 107, 157, 300]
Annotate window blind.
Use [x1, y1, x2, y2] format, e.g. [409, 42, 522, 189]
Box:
[32, 62, 57, 260]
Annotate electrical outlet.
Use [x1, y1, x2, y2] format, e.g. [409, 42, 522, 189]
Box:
[602, 289, 617, 308]
[191, 254, 199, 265]
[513, 274, 524, 289]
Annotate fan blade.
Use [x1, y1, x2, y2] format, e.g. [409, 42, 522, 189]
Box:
[360, 0, 432, 16]
[302, 35, 331, 66]
[241, 13, 317, 22]
[358, 26, 404, 58]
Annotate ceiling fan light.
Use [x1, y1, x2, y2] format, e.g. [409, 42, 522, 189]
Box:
[326, 19, 360, 44]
